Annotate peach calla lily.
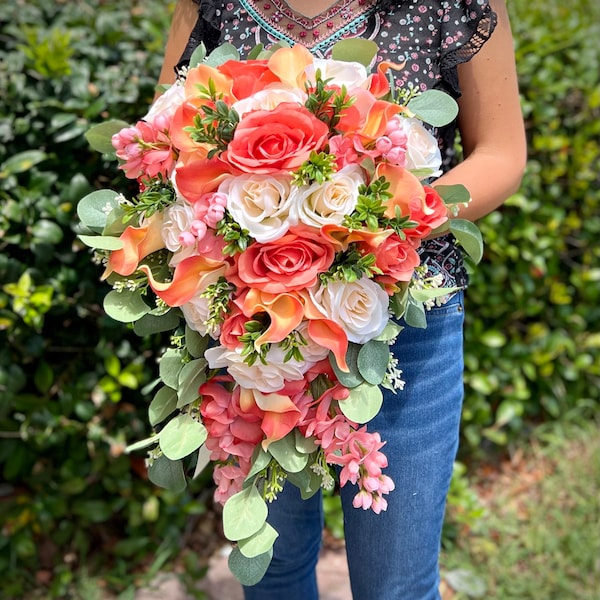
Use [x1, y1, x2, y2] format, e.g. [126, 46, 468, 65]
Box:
[175, 157, 233, 202]
[139, 254, 227, 307]
[239, 288, 304, 347]
[267, 44, 314, 89]
[321, 224, 394, 252]
[376, 162, 425, 218]
[102, 213, 165, 279]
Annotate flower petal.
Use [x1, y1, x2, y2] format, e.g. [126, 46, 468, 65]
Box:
[307, 319, 349, 372]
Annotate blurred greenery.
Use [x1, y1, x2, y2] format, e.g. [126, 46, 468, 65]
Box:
[0, 0, 598, 596]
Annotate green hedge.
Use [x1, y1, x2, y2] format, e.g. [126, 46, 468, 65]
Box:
[0, 0, 598, 596]
[461, 0, 600, 451]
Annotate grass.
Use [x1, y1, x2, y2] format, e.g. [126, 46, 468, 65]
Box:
[442, 417, 600, 599]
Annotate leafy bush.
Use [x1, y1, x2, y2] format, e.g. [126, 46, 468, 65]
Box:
[461, 0, 600, 451]
[0, 2, 208, 597]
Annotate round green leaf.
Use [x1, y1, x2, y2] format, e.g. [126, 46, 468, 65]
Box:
[450, 219, 484, 264]
[331, 38, 379, 67]
[177, 358, 208, 408]
[357, 340, 390, 385]
[85, 119, 130, 154]
[268, 434, 309, 473]
[78, 234, 124, 250]
[185, 325, 209, 358]
[77, 189, 122, 232]
[148, 454, 187, 493]
[339, 382, 383, 424]
[149, 386, 178, 426]
[331, 343, 363, 388]
[159, 413, 207, 461]
[407, 89, 459, 127]
[222, 486, 268, 542]
[238, 522, 279, 559]
[228, 546, 273, 587]
[159, 348, 186, 389]
[103, 289, 151, 323]
[133, 310, 181, 336]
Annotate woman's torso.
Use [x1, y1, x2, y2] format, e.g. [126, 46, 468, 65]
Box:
[185, 0, 496, 292]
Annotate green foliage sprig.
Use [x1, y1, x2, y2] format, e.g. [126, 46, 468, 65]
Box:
[121, 175, 177, 222]
[304, 71, 354, 133]
[216, 211, 253, 255]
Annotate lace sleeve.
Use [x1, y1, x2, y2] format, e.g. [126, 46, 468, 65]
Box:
[177, 0, 222, 69]
[437, 0, 497, 98]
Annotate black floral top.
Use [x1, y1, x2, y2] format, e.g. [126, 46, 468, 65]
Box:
[180, 0, 497, 293]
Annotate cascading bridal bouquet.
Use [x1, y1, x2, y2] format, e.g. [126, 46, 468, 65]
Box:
[78, 39, 482, 584]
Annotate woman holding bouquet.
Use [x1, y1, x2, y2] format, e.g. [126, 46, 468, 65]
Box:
[157, 1, 526, 598]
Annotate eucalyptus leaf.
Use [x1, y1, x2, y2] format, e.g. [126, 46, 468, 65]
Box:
[133, 310, 181, 336]
[374, 321, 403, 343]
[148, 386, 178, 426]
[434, 183, 471, 205]
[228, 546, 273, 587]
[245, 446, 272, 482]
[339, 382, 383, 424]
[78, 234, 124, 250]
[450, 219, 484, 264]
[159, 413, 207, 461]
[148, 454, 187, 493]
[268, 434, 309, 473]
[103, 289, 151, 323]
[188, 42, 207, 67]
[287, 467, 324, 500]
[77, 189, 122, 233]
[158, 348, 186, 389]
[192, 445, 212, 479]
[238, 522, 279, 559]
[331, 38, 379, 67]
[177, 358, 208, 408]
[331, 342, 363, 388]
[204, 43, 239, 67]
[294, 429, 317, 454]
[185, 325, 209, 358]
[404, 296, 427, 329]
[222, 486, 268, 541]
[85, 119, 129, 154]
[407, 89, 459, 127]
[357, 340, 390, 385]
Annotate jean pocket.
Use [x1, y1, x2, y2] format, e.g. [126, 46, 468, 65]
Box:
[426, 290, 464, 318]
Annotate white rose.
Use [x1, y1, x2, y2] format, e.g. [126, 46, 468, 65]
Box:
[205, 345, 308, 393]
[232, 86, 307, 118]
[295, 164, 365, 228]
[180, 269, 224, 337]
[310, 277, 389, 344]
[144, 82, 185, 121]
[400, 118, 443, 179]
[161, 199, 199, 265]
[307, 59, 369, 91]
[220, 174, 297, 242]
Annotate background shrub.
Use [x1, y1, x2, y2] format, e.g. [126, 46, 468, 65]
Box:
[0, 0, 598, 596]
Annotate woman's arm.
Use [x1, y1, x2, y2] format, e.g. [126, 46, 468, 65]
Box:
[156, 0, 199, 90]
[434, 0, 527, 222]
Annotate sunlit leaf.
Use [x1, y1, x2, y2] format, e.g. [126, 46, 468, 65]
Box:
[339, 382, 383, 424]
[222, 486, 268, 541]
[159, 413, 207, 461]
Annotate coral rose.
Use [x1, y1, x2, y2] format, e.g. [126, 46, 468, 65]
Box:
[223, 103, 329, 174]
[404, 185, 449, 240]
[233, 227, 336, 294]
[371, 233, 421, 284]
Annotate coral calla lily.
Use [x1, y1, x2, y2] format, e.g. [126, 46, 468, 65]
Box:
[307, 318, 349, 372]
[102, 213, 165, 279]
[240, 289, 304, 347]
[139, 255, 227, 307]
[321, 224, 394, 252]
[376, 162, 425, 218]
[267, 44, 313, 89]
[175, 157, 233, 201]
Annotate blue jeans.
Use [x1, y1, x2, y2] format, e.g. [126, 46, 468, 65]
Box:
[243, 292, 465, 600]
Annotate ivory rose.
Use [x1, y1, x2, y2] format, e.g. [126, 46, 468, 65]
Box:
[310, 276, 389, 344]
[232, 86, 307, 118]
[400, 117, 443, 178]
[223, 103, 329, 174]
[294, 164, 365, 228]
[220, 173, 297, 242]
[307, 58, 369, 91]
[204, 345, 309, 394]
[233, 227, 336, 294]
